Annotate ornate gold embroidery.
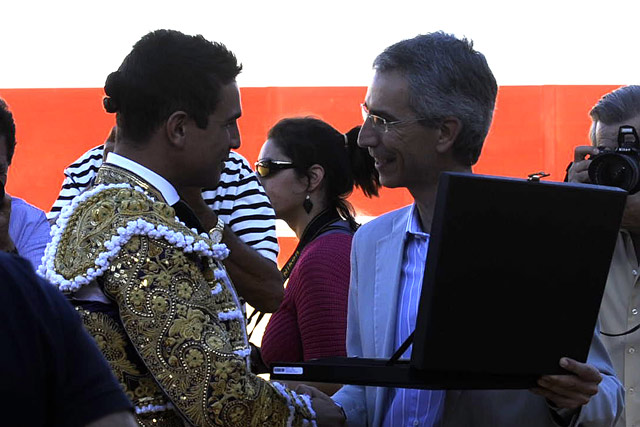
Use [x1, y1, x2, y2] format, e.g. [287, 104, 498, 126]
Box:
[78, 309, 141, 382]
[97, 164, 166, 202]
[77, 309, 184, 427]
[52, 167, 314, 426]
[54, 186, 180, 284]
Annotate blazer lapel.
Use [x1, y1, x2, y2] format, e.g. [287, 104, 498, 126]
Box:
[371, 207, 411, 426]
[373, 208, 410, 357]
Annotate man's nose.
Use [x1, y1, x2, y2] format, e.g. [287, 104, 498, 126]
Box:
[229, 126, 241, 149]
[357, 120, 379, 148]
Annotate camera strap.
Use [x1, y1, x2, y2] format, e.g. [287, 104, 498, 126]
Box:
[601, 323, 640, 337]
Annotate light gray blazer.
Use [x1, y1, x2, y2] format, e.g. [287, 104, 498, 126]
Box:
[332, 205, 624, 427]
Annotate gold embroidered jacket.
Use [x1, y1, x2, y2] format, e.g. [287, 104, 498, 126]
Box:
[41, 165, 316, 426]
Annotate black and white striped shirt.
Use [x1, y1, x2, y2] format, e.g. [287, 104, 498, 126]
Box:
[48, 146, 279, 262]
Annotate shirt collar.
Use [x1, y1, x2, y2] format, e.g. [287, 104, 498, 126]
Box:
[105, 152, 180, 206]
[405, 203, 429, 238]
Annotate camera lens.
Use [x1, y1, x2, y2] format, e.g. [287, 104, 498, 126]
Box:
[589, 152, 640, 193]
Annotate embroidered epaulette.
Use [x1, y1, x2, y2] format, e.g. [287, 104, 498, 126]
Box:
[39, 183, 229, 293]
[40, 179, 317, 426]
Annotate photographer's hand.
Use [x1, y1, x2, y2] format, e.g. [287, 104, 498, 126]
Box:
[567, 146, 599, 183]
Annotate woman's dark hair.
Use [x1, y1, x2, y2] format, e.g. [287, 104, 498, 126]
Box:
[267, 117, 380, 230]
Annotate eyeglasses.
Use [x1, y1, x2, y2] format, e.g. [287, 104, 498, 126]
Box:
[361, 103, 426, 133]
[255, 159, 296, 178]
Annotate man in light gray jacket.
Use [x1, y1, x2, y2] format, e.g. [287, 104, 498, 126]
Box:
[303, 31, 624, 427]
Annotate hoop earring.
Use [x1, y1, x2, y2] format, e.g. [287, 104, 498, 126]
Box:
[303, 194, 313, 214]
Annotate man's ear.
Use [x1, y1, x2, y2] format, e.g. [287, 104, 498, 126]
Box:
[435, 116, 462, 154]
[165, 111, 189, 149]
[306, 164, 325, 193]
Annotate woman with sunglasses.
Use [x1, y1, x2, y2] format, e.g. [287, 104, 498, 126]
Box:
[255, 117, 379, 392]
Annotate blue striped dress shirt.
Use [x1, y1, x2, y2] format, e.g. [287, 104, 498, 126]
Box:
[382, 205, 445, 426]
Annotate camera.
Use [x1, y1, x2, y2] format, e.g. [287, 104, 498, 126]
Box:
[588, 125, 640, 194]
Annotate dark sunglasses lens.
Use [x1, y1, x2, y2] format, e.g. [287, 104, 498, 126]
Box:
[256, 164, 270, 177]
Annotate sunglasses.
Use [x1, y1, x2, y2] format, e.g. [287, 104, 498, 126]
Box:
[255, 159, 296, 178]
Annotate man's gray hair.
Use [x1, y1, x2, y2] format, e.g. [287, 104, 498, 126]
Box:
[589, 85, 640, 144]
[373, 31, 498, 166]
[590, 85, 640, 124]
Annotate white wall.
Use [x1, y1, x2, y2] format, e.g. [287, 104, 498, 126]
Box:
[1, 0, 638, 88]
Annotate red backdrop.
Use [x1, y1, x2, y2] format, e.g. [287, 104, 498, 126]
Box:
[0, 85, 621, 264]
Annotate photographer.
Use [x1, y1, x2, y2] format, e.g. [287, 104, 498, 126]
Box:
[0, 99, 50, 269]
[567, 85, 640, 427]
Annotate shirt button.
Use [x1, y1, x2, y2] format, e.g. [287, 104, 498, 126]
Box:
[629, 347, 636, 354]
[633, 308, 639, 315]
[633, 270, 638, 276]
[630, 387, 635, 394]
[413, 421, 420, 426]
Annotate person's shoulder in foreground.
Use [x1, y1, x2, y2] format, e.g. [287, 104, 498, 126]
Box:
[0, 252, 135, 426]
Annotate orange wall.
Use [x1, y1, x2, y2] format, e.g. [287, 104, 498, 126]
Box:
[0, 85, 622, 264]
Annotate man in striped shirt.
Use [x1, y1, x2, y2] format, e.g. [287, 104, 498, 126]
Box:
[48, 130, 283, 312]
